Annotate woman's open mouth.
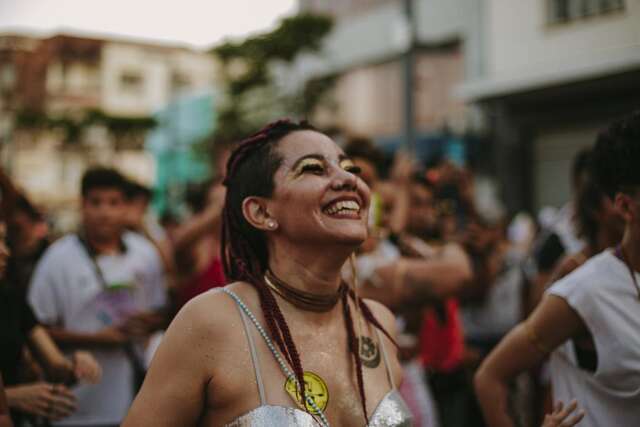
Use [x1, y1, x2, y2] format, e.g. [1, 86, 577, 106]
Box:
[322, 199, 362, 219]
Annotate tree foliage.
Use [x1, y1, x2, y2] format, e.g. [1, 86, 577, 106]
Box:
[15, 108, 156, 146]
[211, 13, 334, 143]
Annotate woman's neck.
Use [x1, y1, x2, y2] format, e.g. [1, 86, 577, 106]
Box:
[267, 241, 351, 323]
[269, 246, 346, 295]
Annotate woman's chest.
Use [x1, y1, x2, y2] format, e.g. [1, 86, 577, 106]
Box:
[206, 328, 393, 426]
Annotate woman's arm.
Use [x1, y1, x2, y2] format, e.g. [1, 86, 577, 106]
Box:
[474, 294, 586, 427]
[122, 295, 218, 426]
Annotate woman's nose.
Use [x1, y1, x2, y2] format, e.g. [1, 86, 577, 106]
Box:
[331, 167, 358, 191]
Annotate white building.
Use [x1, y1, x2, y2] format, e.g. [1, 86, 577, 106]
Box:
[292, 0, 483, 138]
[458, 0, 640, 212]
[0, 32, 218, 229]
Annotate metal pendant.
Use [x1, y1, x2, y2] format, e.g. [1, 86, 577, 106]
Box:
[284, 371, 330, 415]
[359, 336, 381, 368]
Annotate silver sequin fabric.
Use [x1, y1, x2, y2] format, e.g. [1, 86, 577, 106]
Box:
[368, 390, 413, 427]
[224, 405, 317, 427]
[224, 390, 413, 426]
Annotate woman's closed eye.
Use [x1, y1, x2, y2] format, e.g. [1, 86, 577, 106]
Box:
[344, 165, 362, 175]
[295, 158, 361, 176]
[339, 159, 361, 176]
[299, 162, 326, 175]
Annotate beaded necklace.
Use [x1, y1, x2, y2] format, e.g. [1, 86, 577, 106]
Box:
[223, 288, 331, 427]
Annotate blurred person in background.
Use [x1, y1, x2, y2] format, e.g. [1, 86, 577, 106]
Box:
[27, 167, 167, 427]
[525, 149, 591, 311]
[459, 215, 532, 427]
[344, 140, 475, 427]
[549, 172, 625, 283]
[123, 181, 165, 243]
[0, 209, 101, 426]
[532, 152, 626, 424]
[123, 179, 176, 293]
[5, 195, 51, 299]
[475, 111, 640, 427]
[169, 140, 231, 310]
[0, 171, 50, 298]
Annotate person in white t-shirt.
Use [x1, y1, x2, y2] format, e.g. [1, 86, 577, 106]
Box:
[28, 167, 167, 427]
[474, 110, 640, 427]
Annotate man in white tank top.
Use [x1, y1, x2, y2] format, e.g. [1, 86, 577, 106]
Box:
[474, 110, 640, 427]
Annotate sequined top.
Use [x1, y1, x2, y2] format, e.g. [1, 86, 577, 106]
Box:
[223, 289, 413, 427]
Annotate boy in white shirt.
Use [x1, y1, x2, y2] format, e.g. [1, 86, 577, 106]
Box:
[29, 168, 167, 427]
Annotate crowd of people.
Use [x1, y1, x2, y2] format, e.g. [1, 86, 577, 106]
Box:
[0, 110, 638, 427]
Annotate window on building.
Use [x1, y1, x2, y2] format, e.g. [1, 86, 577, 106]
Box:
[548, 0, 625, 23]
[171, 72, 191, 92]
[120, 71, 143, 93]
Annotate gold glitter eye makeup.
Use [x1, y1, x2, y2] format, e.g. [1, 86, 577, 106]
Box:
[297, 158, 325, 175]
[340, 159, 361, 175]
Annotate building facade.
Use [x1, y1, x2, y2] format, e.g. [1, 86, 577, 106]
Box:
[294, 0, 481, 139]
[458, 0, 640, 213]
[0, 32, 217, 229]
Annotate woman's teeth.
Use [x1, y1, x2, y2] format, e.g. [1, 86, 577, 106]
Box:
[324, 200, 360, 215]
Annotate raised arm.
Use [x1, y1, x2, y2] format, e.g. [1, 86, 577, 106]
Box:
[474, 294, 585, 427]
[362, 242, 473, 309]
[171, 184, 225, 254]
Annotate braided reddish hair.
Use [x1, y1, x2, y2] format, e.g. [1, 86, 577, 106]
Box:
[221, 119, 396, 423]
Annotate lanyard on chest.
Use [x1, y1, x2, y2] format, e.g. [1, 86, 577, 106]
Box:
[76, 232, 127, 290]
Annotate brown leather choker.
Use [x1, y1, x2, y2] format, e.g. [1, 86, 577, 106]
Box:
[264, 270, 344, 312]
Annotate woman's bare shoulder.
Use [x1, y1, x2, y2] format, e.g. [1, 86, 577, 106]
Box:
[168, 283, 253, 342]
[362, 298, 397, 338]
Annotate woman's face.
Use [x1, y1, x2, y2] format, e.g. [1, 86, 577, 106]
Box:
[267, 130, 371, 247]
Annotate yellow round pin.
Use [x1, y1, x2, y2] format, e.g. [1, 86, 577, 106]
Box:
[284, 371, 329, 415]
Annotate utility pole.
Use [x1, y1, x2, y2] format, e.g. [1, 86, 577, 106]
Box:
[403, 0, 417, 154]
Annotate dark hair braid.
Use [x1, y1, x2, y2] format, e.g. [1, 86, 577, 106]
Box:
[221, 119, 397, 424]
[354, 290, 398, 347]
[341, 286, 369, 424]
[221, 119, 314, 408]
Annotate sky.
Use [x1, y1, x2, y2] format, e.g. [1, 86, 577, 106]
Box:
[0, 0, 299, 48]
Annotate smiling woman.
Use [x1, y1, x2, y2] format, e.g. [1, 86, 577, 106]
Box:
[123, 119, 413, 426]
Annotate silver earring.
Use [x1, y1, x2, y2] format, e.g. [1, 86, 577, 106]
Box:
[266, 219, 277, 230]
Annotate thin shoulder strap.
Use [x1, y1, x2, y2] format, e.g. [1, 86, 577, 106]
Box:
[375, 328, 396, 389]
[233, 297, 267, 405]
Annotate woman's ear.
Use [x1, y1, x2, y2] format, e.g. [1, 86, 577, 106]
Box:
[614, 193, 634, 223]
[242, 197, 278, 231]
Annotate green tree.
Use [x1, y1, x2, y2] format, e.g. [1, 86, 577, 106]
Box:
[211, 13, 334, 142]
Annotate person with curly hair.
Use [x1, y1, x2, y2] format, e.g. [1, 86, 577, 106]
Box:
[475, 111, 640, 427]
